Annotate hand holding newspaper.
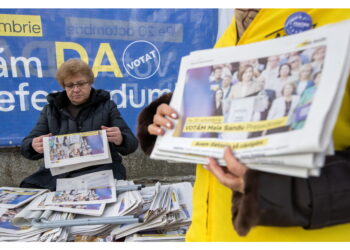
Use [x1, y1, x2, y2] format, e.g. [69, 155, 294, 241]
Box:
[151, 20, 350, 178]
[43, 130, 112, 176]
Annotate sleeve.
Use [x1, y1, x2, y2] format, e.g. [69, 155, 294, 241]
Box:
[20, 105, 50, 160]
[136, 92, 173, 155]
[108, 100, 138, 155]
[232, 149, 350, 236]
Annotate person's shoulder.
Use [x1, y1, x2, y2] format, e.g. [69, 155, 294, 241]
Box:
[93, 88, 110, 98]
[91, 88, 112, 106]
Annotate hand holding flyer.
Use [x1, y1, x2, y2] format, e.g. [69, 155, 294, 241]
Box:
[43, 130, 112, 176]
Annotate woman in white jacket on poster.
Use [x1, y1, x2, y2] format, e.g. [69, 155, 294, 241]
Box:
[266, 82, 299, 134]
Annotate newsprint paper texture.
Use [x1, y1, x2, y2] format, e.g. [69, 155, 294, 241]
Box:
[152, 20, 350, 177]
[0, 187, 47, 209]
[43, 130, 112, 176]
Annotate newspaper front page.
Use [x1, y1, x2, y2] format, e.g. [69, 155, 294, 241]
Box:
[43, 130, 112, 176]
[152, 20, 350, 177]
[44, 170, 116, 206]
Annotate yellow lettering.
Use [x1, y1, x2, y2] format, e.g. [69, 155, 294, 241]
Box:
[55, 42, 89, 70]
[92, 43, 123, 78]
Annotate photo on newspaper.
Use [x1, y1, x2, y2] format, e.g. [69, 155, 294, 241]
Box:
[44, 170, 116, 206]
[0, 187, 47, 209]
[0, 208, 22, 231]
[43, 130, 112, 173]
[153, 20, 350, 160]
[29, 193, 106, 216]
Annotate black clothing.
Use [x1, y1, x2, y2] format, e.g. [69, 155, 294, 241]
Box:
[20, 88, 138, 191]
[66, 102, 84, 119]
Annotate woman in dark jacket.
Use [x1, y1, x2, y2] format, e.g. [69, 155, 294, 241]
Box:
[20, 59, 138, 191]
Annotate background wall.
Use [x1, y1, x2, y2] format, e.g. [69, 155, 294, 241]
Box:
[0, 146, 195, 186]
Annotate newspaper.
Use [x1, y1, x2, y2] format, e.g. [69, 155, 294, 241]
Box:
[44, 170, 116, 206]
[124, 229, 186, 242]
[0, 194, 69, 242]
[151, 20, 350, 177]
[12, 195, 54, 227]
[69, 180, 143, 237]
[110, 182, 192, 240]
[0, 187, 47, 209]
[30, 193, 106, 217]
[153, 145, 326, 168]
[0, 207, 48, 241]
[152, 145, 326, 178]
[37, 213, 73, 242]
[43, 130, 112, 176]
[0, 181, 192, 242]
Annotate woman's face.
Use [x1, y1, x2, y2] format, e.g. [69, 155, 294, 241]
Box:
[267, 56, 279, 69]
[280, 65, 290, 77]
[300, 67, 312, 80]
[64, 74, 92, 105]
[283, 84, 294, 97]
[242, 67, 253, 82]
[313, 47, 326, 62]
[216, 89, 223, 101]
[222, 76, 231, 88]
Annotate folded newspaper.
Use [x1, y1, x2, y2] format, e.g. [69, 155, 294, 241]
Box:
[43, 130, 112, 176]
[152, 20, 350, 178]
[0, 187, 47, 209]
[110, 182, 192, 241]
[0, 203, 73, 242]
[44, 170, 117, 206]
[1, 178, 192, 241]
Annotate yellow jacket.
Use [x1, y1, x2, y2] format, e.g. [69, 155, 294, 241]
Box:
[185, 9, 350, 242]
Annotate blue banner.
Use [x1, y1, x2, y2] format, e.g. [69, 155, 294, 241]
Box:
[0, 9, 218, 146]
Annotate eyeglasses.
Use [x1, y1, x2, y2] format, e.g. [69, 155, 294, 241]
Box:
[64, 81, 90, 89]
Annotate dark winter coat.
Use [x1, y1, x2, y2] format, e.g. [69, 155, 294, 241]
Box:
[20, 88, 138, 190]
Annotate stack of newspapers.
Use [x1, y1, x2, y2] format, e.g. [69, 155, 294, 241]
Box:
[43, 130, 112, 176]
[0, 187, 69, 241]
[0, 171, 192, 241]
[29, 170, 117, 217]
[151, 20, 350, 178]
[110, 182, 192, 241]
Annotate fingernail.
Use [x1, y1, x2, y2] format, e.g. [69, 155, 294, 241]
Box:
[171, 113, 178, 119]
[166, 122, 171, 128]
[158, 128, 163, 134]
[203, 165, 208, 170]
[207, 158, 214, 165]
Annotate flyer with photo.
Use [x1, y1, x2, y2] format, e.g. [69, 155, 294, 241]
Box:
[44, 170, 116, 206]
[0, 187, 47, 209]
[154, 20, 350, 160]
[151, 20, 350, 177]
[43, 130, 112, 175]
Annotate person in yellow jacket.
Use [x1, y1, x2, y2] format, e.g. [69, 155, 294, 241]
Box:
[137, 9, 350, 241]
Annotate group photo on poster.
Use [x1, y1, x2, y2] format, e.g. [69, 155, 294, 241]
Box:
[152, 20, 350, 178]
[181, 45, 326, 140]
